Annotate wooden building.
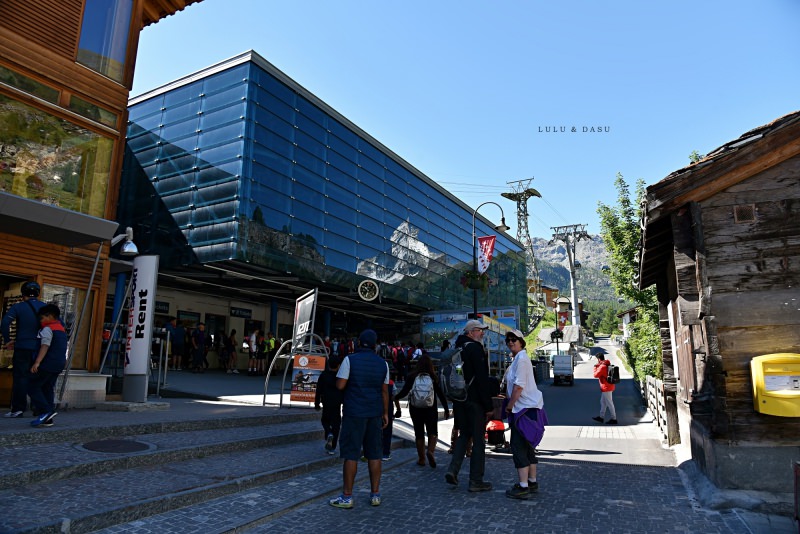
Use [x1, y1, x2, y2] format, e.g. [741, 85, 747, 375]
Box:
[0, 0, 202, 405]
[638, 110, 800, 493]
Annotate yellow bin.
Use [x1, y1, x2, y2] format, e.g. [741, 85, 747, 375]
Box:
[750, 353, 800, 417]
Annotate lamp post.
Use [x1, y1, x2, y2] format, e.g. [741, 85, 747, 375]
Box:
[472, 202, 510, 318]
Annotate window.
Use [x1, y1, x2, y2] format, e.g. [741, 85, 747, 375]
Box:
[0, 94, 112, 217]
[77, 0, 134, 83]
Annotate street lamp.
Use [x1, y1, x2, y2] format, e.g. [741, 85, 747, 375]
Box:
[472, 201, 510, 318]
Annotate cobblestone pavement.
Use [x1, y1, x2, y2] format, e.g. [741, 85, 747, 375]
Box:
[252, 456, 752, 534]
[97, 451, 755, 534]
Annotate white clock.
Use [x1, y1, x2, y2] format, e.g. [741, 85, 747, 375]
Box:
[357, 279, 379, 301]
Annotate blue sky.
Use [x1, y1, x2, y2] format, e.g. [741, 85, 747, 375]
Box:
[132, 0, 800, 239]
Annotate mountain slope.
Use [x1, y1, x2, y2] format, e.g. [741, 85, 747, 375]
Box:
[532, 235, 616, 301]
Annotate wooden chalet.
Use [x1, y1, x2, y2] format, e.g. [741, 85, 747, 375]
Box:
[638, 110, 800, 493]
[0, 0, 203, 405]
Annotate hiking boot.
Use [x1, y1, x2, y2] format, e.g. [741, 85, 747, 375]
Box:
[468, 480, 492, 493]
[505, 483, 530, 500]
[370, 493, 381, 506]
[3, 411, 23, 418]
[445, 471, 458, 486]
[606, 419, 618, 424]
[329, 495, 353, 509]
[592, 416, 604, 423]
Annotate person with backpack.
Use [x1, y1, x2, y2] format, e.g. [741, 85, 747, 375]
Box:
[1, 281, 44, 418]
[393, 342, 407, 383]
[444, 320, 494, 493]
[592, 352, 617, 424]
[394, 354, 450, 468]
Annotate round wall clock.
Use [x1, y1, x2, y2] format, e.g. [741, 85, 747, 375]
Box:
[357, 279, 379, 301]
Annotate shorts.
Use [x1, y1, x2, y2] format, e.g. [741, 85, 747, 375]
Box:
[339, 415, 383, 461]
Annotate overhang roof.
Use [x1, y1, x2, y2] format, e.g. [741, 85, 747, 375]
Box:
[141, 0, 204, 27]
[0, 192, 118, 246]
[638, 110, 800, 288]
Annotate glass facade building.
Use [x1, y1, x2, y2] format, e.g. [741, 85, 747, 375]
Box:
[123, 51, 526, 329]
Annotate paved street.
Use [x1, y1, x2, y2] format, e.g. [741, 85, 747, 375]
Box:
[16, 336, 788, 533]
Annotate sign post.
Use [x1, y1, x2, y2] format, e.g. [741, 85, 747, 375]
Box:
[122, 255, 159, 402]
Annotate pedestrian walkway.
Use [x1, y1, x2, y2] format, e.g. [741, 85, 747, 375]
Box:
[0, 354, 794, 533]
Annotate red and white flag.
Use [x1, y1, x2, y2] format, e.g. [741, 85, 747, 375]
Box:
[477, 235, 496, 274]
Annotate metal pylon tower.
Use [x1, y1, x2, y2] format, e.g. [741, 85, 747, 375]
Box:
[501, 178, 543, 330]
[550, 224, 590, 327]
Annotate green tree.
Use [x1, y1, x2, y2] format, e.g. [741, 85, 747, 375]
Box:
[597, 173, 661, 381]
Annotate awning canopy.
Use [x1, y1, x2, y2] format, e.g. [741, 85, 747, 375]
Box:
[0, 192, 118, 246]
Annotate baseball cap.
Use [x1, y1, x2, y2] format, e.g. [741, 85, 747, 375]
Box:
[358, 329, 378, 348]
[463, 319, 488, 332]
[505, 329, 524, 340]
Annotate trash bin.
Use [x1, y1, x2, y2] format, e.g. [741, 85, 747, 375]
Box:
[534, 360, 550, 384]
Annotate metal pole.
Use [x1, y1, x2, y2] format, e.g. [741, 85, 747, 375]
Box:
[567, 239, 581, 327]
[472, 211, 478, 318]
[98, 275, 134, 373]
[57, 241, 103, 408]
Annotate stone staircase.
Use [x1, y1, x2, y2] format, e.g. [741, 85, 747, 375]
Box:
[0, 408, 415, 533]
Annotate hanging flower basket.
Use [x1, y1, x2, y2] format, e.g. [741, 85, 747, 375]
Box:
[461, 271, 489, 292]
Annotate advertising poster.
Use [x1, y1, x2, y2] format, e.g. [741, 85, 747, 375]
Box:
[290, 354, 326, 402]
[292, 289, 317, 349]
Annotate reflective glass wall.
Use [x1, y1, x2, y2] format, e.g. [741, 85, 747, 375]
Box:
[126, 53, 526, 315]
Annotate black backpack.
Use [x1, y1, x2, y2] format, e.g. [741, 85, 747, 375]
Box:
[439, 344, 474, 402]
[607, 364, 621, 384]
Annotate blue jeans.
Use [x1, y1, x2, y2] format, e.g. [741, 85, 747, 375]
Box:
[28, 370, 60, 415]
[11, 349, 35, 412]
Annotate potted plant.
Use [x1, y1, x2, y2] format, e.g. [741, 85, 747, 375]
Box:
[461, 271, 489, 292]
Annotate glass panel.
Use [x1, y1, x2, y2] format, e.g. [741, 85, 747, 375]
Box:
[0, 94, 111, 217]
[68, 95, 118, 128]
[253, 105, 294, 140]
[202, 65, 248, 95]
[76, 0, 133, 83]
[0, 65, 59, 103]
[294, 145, 326, 176]
[203, 83, 247, 112]
[198, 121, 244, 149]
[42, 284, 91, 369]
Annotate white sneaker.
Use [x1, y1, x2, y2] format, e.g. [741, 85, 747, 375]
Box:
[4, 411, 23, 418]
[227, 369, 233, 374]
[232, 369, 239, 374]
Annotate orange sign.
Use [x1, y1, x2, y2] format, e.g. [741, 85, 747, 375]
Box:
[290, 354, 327, 402]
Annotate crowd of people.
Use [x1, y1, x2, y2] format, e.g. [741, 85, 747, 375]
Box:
[317, 322, 564, 509]
[0, 281, 616, 506]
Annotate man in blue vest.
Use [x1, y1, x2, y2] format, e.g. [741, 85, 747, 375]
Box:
[1, 281, 45, 418]
[329, 329, 389, 509]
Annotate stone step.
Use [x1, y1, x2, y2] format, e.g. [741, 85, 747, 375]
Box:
[89, 447, 421, 534]
[0, 419, 324, 490]
[0, 408, 320, 448]
[1, 439, 344, 533]
[0, 406, 412, 533]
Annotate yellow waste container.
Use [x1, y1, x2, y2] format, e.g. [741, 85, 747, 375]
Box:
[750, 353, 800, 417]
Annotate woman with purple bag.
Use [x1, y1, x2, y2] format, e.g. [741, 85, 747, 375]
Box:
[502, 329, 547, 500]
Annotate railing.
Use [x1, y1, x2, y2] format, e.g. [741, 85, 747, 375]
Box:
[644, 375, 668, 442]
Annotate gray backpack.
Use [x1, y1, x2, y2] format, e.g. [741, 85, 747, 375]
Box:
[408, 373, 435, 408]
[439, 344, 474, 402]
